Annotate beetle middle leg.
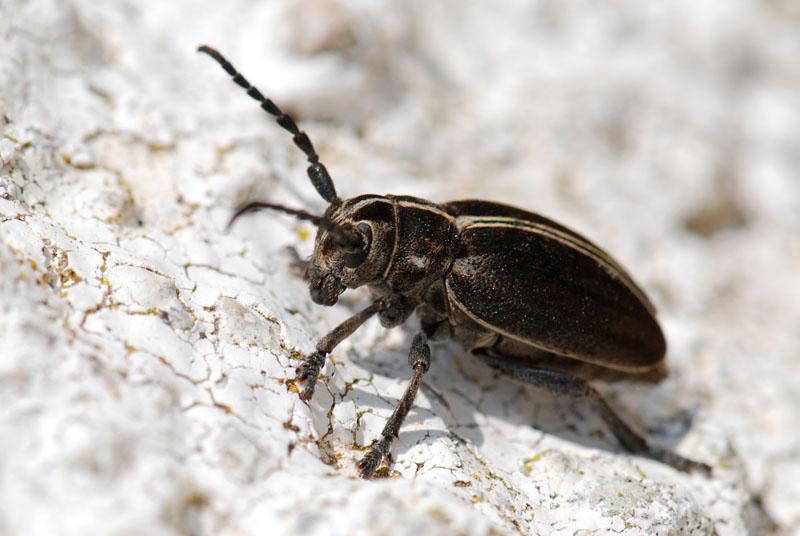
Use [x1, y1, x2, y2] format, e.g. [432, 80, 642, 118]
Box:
[478, 353, 711, 475]
[357, 331, 431, 478]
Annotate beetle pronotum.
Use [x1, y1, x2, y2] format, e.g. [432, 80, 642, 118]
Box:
[198, 45, 710, 478]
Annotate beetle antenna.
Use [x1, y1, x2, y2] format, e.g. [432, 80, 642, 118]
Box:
[228, 201, 363, 250]
[228, 201, 322, 229]
[198, 45, 340, 205]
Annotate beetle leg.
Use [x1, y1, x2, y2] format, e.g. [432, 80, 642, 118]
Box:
[297, 298, 390, 401]
[479, 354, 711, 475]
[358, 331, 431, 478]
[284, 245, 310, 279]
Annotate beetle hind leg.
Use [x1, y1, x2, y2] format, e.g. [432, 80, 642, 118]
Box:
[357, 331, 432, 478]
[478, 353, 711, 475]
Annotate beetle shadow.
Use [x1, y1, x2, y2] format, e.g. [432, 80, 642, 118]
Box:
[343, 330, 703, 471]
[339, 332, 472, 464]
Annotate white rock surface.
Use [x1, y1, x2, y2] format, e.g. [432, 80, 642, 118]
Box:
[2, 0, 799, 534]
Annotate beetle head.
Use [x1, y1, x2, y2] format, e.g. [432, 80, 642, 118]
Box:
[229, 195, 394, 307]
[306, 197, 394, 305]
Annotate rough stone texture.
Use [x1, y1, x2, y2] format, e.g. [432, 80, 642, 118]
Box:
[2, 1, 799, 534]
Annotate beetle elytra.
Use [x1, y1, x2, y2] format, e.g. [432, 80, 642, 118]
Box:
[198, 45, 710, 478]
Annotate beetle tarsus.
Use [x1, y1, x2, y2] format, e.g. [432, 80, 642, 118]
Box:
[297, 351, 326, 401]
[358, 332, 431, 478]
[357, 437, 391, 478]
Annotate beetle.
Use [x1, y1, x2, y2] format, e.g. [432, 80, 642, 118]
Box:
[198, 45, 710, 478]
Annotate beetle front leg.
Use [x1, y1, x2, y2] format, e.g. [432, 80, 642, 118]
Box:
[297, 298, 390, 401]
[284, 245, 310, 279]
[357, 331, 431, 478]
[479, 354, 711, 475]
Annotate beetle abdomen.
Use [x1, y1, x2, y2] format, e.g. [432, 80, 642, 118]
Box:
[446, 220, 666, 371]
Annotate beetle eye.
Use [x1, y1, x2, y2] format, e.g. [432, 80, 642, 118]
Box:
[344, 223, 372, 268]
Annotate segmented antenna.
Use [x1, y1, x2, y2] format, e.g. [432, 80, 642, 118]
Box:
[227, 201, 363, 251]
[227, 202, 323, 229]
[198, 45, 339, 204]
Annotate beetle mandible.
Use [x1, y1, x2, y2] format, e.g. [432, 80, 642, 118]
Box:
[198, 45, 710, 478]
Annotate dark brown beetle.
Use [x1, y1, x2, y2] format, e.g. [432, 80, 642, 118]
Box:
[199, 45, 710, 478]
